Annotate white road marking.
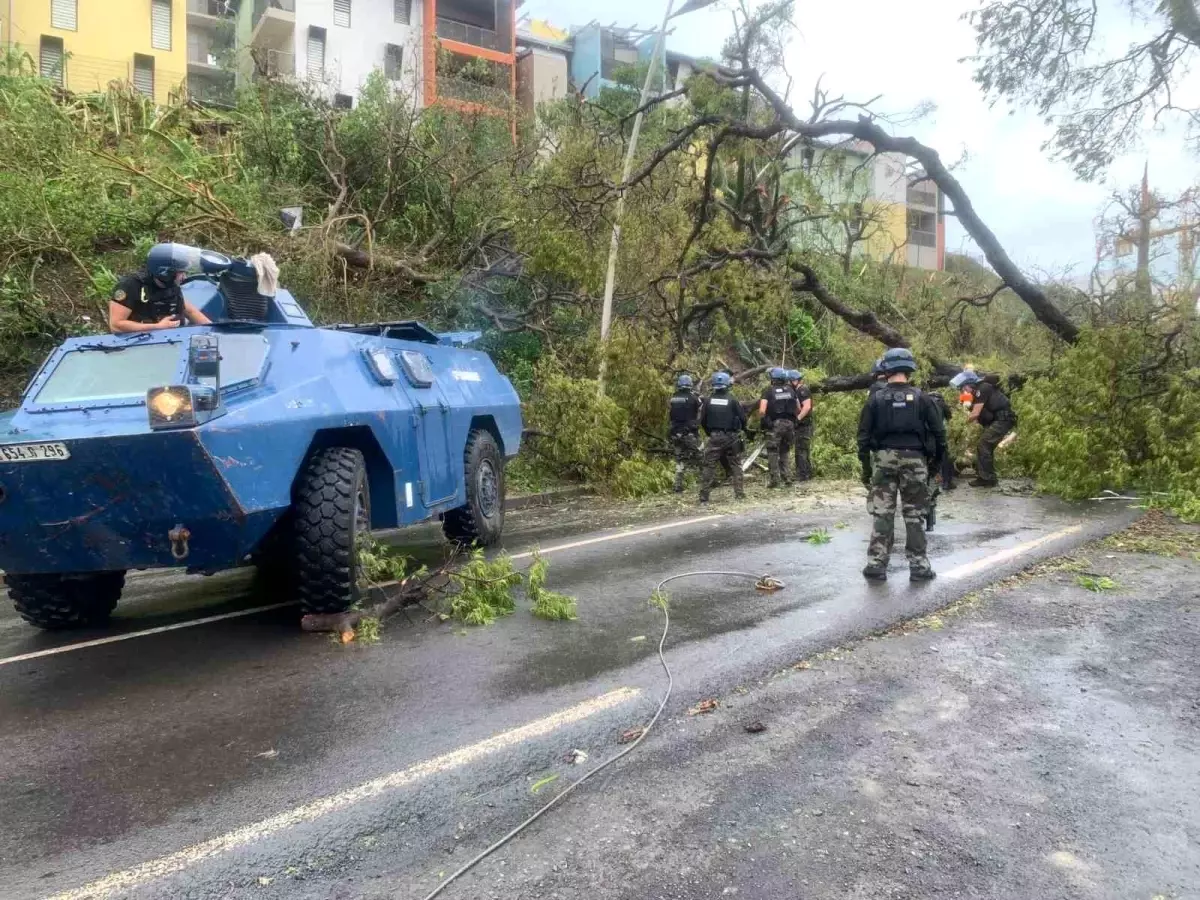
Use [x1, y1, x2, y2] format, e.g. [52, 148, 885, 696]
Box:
[0, 515, 725, 667]
[0, 603, 294, 669]
[42, 687, 642, 900]
[509, 514, 724, 561]
[941, 524, 1085, 581]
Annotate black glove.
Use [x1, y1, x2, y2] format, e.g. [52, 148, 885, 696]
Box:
[859, 450, 873, 487]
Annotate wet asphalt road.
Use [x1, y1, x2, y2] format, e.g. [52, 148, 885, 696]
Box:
[0, 485, 1134, 900]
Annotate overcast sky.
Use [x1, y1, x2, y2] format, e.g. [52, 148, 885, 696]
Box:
[519, 0, 1195, 276]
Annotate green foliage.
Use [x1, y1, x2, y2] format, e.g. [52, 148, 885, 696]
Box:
[527, 550, 578, 621]
[611, 454, 675, 499]
[522, 369, 630, 485]
[448, 550, 522, 626]
[806, 528, 832, 545]
[1076, 575, 1117, 593]
[1010, 328, 1200, 518]
[356, 537, 414, 587]
[809, 392, 863, 478]
[354, 616, 382, 644]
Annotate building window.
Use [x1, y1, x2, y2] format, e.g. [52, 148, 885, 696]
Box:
[333, 0, 351, 28]
[39, 36, 65, 85]
[151, 0, 172, 51]
[333, 93, 353, 109]
[306, 27, 326, 80]
[133, 54, 155, 97]
[384, 43, 403, 79]
[51, 0, 77, 31]
[394, 0, 411, 25]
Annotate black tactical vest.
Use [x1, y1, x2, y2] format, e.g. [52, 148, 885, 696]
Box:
[871, 386, 927, 452]
[669, 391, 700, 430]
[765, 385, 796, 422]
[704, 393, 737, 431]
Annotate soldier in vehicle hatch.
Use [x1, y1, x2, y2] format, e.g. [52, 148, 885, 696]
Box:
[857, 348, 947, 582]
[109, 244, 211, 334]
[667, 375, 702, 493]
[758, 367, 799, 488]
[699, 372, 747, 504]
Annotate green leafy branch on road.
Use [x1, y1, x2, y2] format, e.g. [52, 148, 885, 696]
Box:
[528, 550, 578, 621]
[448, 551, 523, 625]
[1076, 575, 1118, 593]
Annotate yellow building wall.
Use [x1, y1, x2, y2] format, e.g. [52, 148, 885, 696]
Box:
[4, 0, 187, 104]
[865, 200, 909, 265]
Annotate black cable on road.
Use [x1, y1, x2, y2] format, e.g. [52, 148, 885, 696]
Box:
[419, 570, 783, 900]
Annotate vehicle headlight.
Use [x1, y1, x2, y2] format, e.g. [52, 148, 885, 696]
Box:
[147, 386, 196, 429]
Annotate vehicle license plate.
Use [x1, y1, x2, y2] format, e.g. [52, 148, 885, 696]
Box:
[0, 442, 71, 462]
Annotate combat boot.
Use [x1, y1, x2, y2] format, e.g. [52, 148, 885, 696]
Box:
[862, 565, 887, 581]
[910, 568, 937, 582]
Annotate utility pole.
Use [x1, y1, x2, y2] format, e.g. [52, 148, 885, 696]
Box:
[596, 0, 717, 396]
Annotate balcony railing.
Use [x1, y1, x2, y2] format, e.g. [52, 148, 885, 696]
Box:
[189, 75, 236, 107]
[253, 0, 296, 22]
[188, 0, 232, 16]
[437, 17, 502, 52]
[252, 48, 295, 78]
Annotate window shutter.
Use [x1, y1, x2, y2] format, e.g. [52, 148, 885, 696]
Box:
[385, 43, 403, 79]
[306, 29, 325, 80]
[333, 0, 351, 27]
[151, 0, 172, 51]
[51, 0, 77, 31]
[133, 56, 155, 97]
[394, 0, 411, 25]
[39, 38, 64, 85]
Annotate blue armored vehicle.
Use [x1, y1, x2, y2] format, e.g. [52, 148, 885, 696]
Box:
[0, 245, 522, 629]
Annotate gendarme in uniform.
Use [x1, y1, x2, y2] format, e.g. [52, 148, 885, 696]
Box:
[111, 272, 186, 324]
[857, 348, 947, 581]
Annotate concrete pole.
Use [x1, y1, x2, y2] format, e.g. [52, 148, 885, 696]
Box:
[596, 0, 676, 397]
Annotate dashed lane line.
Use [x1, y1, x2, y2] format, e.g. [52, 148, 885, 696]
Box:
[41, 687, 642, 900]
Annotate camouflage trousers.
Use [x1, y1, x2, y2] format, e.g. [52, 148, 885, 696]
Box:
[670, 430, 701, 491]
[700, 432, 745, 500]
[765, 418, 795, 486]
[866, 449, 932, 574]
[976, 412, 1015, 484]
[794, 420, 814, 481]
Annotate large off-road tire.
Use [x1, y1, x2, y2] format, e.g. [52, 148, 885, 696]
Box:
[293, 447, 370, 615]
[7, 572, 125, 630]
[442, 429, 505, 547]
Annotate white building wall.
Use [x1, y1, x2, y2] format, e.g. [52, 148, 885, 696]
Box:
[871, 152, 907, 206]
[293, 0, 423, 102]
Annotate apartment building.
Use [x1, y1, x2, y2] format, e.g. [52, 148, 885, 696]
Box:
[788, 140, 945, 272]
[186, 0, 236, 106]
[235, 0, 425, 106]
[2, 0, 187, 104]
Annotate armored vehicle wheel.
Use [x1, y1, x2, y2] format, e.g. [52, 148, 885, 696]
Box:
[293, 447, 370, 615]
[6, 572, 125, 630]
[442, 429, 505, 547]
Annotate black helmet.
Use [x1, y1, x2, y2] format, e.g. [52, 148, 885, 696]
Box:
[879, 347, 917, 374]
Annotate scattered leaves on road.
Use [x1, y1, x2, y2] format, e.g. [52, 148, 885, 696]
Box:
[806, 528, 832, 545]
[618, 727, 646, 744]
[1076, 575, 1118, 592]
[255, 748, 279, 760]
[529, 774, 560, 795]
[688, 698, 720, 716]
[743, 721, 767, 734]
[565, 748, 588, 765]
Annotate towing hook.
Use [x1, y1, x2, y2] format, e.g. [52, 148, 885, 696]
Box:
[168, 524, 191, 561]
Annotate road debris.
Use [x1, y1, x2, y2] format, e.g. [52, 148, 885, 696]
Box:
[689, 698, 720, 716]
[743, 721, 767, 734]
[255, 749, 279, 760]
[565, 748, 589, 765]
[618, 727, 646, 744]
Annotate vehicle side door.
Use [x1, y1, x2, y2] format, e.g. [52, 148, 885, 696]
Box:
[396, 349, 456, 507]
